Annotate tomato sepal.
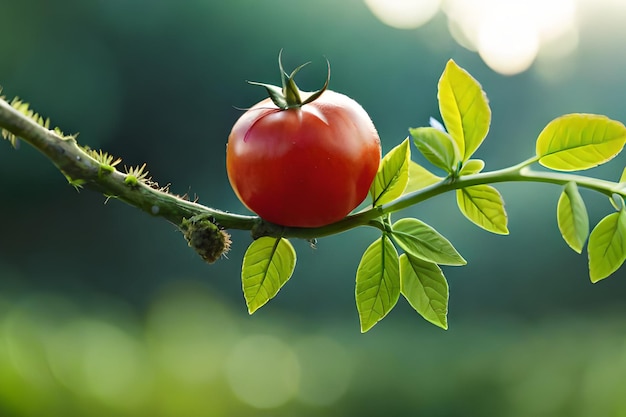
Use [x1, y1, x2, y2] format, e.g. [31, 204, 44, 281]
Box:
[247, 50, 330, 110]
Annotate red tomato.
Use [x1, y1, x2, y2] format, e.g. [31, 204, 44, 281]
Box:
[226, 89, 381, 227]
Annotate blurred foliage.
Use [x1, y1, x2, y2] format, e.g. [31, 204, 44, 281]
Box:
[2, 284, 626, 417]
[1, 0, 626, 415]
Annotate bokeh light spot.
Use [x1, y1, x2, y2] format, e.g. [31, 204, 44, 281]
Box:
[294, 335, 354, 406]
[146, 282, 239, 384]
[225, 334, 300, 409]
[477, 11, 540, 75]
[3, 295, 74, 389]
[440, 0, 579, 74]
[46, 318, 151, 410]
[364, 0, 441, 29]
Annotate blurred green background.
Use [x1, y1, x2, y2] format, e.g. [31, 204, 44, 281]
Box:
[1, 0, 626, 416]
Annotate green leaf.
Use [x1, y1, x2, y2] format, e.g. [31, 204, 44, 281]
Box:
[610, 194, 625, 212]
[536, 114, 626, 171]
[399, 254, 449, 329]
[557, 182, 589, 254]
[459, 159, 485, 175]
[437, 59, 491, 161]
[370, 138, 410, 206]
[241, 237, 297, 314]
[355, 236, 401, 333]
[456, 185, 509, 235]
[409, 127, 461, 174]
[391, 218, 466, 266]
[620, 167, 626, 183]
[588, 210, 626, 283]
[404, 161, 442, 194]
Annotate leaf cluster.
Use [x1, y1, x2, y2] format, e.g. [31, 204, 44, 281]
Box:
[238, 60, 626, 332]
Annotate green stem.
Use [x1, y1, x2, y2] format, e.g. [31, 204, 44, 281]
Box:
[276, 158, 623, 239]
[1, 96, 622, 244]
[0, 97, 258, 230]
[383, 160, 622, 215]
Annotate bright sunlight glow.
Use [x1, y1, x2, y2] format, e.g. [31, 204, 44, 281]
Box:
[364, 0, 441, 29]
[367, 0, 584, 75]
[477, 8, 541, 75]
[443, 0, 578, 75]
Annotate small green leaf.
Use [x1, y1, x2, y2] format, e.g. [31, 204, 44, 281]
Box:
[610, 194, 625, 212]
[457, 185, 509, 235]
[404, 161, 442, 194]
[355, 236, 401, 333]
[536, 114, 626, 171]
[459, 159, 485, 175]
[615, 168, 626, 210]
[370, 138, 410, 206]
[588, 210, 626, 283]
[391, 218, 466, 266]
[409, 127, 461, 174]
[242, 237, 296, 314]
[399, 254, 449, 329]
[438, 59, 491, 161]
[557, 182, 589, 254]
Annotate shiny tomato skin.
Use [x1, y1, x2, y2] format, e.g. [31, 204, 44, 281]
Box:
[226, 90, 381, 227]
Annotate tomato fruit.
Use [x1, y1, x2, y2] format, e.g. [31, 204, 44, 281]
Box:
[226, 54, 381, 228]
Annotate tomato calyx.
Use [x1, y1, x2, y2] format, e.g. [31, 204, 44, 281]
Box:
[247, 50, 330, 110]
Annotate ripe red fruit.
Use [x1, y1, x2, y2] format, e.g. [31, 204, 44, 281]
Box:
[226, 54, 381, 228]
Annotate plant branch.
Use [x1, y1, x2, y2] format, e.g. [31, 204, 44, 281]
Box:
[383, 163, 623, 216]
[277, 159, 624, 239]
[0, 96, 622, 245]
[0, 97, 258, 231]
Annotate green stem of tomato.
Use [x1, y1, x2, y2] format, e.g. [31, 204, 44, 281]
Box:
[273, 158, 624, 240]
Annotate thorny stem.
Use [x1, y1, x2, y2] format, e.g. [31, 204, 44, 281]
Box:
[0, 97, 623, 243]
[0, 98, 258, 231]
